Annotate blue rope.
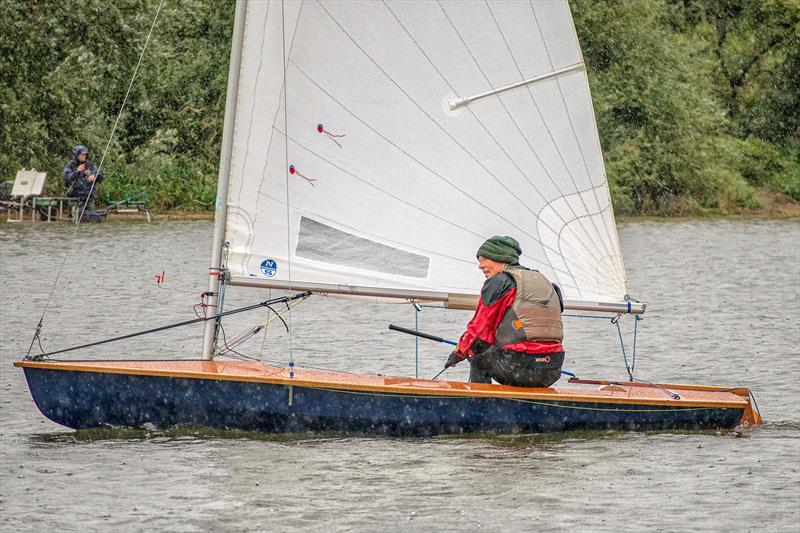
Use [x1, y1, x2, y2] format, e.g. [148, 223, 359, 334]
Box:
[615, 320, 633, 381]
[414, 305, 420, 379]
[631, 315, 641, 375]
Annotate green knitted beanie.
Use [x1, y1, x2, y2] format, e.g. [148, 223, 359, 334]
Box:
[476, 236, 521, 264]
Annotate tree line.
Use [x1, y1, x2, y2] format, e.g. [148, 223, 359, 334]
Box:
[1, 0, 797, 215]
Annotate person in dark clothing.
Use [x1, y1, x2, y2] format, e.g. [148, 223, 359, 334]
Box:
[444, 236, 565, 388]
[63, 145, 103, 208]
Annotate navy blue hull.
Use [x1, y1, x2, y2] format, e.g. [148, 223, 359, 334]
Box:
[22, 367, 744, 436]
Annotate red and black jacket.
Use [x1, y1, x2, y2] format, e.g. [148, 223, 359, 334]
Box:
[455, 266, 564, 361]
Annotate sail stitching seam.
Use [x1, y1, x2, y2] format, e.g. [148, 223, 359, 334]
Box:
[246, 0, 305, 273]
[259, 180, 606, 292]
[388, 1, 616, 293]
[268, 127, 618, 294]
[487, 0, 623, 291]
[527, 1, 627, 287]
[265, 129, 597, 283]
[297, 4, 618, 292]
[442, 0, 613, 290]
[390, 1, 595, 284]
[464, 1, 620, 290]
[236, 1, 271, 205]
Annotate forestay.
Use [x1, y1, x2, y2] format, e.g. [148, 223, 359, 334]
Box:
[217, 0, 637, 311]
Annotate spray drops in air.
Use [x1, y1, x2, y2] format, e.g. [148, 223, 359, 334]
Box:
[289, 164, 317, 186]
[317, 123, 345, 148]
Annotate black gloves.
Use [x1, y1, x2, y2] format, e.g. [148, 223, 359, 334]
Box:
[445, 350, 463, 369]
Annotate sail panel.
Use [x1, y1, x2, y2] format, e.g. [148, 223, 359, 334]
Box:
[223, 0, 629, 304]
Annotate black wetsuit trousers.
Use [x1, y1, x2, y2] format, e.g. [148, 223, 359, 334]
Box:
[469, 346, 564, 388]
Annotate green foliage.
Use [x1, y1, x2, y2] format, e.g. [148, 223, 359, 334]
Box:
[730, 137, 800, 200]
[0, 0, 797, 214]
[572, 0, 800, 215]
[0, 0, 233, 210]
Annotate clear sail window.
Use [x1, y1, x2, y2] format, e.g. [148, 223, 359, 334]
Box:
[296, 217, 430, 279]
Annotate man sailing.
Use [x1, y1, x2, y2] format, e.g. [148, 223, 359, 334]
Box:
[444, 236, 565, 388]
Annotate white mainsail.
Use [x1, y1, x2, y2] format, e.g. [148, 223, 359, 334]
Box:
[215, 0, 636, 311]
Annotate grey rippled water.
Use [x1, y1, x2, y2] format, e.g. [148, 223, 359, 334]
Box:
[1, 219, 798, 532]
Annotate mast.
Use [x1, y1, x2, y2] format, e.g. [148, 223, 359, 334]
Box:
[202, 0, 248, 359]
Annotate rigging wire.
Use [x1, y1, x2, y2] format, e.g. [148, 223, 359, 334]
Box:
[76, 0, 166, 227]
[25, 0, 166, 358]
[280, 0, 295, 378]
[27, 292, 309, 360]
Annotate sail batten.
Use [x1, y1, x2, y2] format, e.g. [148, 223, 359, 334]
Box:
[448, 63, 585, 111]
[222, 0, 635, 307]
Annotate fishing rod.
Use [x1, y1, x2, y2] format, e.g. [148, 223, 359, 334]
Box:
[26, 291, 311, 360]
[388, 323, 578, 381]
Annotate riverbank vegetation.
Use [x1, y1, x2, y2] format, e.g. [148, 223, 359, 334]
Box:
[1, 0, 797, 215]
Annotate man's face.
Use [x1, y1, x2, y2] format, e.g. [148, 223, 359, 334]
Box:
[478, 256, 505, 279]
[77, 153, 87, 162]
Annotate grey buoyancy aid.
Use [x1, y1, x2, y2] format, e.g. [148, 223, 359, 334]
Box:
[495, 265, 563, 345]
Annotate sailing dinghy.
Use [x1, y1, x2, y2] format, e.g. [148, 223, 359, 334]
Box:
[17, 0, 760, 435]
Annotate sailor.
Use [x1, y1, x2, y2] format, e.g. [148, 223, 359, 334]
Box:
[444, 236, 565, 388]
[63, 145, 103, 209]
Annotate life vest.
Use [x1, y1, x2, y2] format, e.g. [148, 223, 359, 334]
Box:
[495, 265, 563, 345]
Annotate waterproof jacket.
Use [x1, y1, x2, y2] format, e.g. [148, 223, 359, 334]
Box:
[455, 264, 564, 361]
[63, 147, 103, 199]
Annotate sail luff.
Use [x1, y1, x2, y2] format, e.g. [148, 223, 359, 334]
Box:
[201, 0, 248, 359]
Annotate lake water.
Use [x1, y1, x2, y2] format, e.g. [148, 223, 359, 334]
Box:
[1, 219, 798, 532]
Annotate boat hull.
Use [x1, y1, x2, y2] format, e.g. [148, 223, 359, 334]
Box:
[17, 361, 757, 436]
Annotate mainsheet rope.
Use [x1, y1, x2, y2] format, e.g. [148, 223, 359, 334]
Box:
[25, 0, 166, 359]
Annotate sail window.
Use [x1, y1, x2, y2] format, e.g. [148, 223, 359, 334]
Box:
[296, 217, 430, 279]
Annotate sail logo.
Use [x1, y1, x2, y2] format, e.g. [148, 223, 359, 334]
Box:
[260, 259, 277, 278]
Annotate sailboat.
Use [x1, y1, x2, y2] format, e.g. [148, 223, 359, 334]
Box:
[16, 0, 760, 435]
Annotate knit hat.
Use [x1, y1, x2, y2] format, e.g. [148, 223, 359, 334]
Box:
[476, 236, 521, 264]
[72, 145, 89, 157]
